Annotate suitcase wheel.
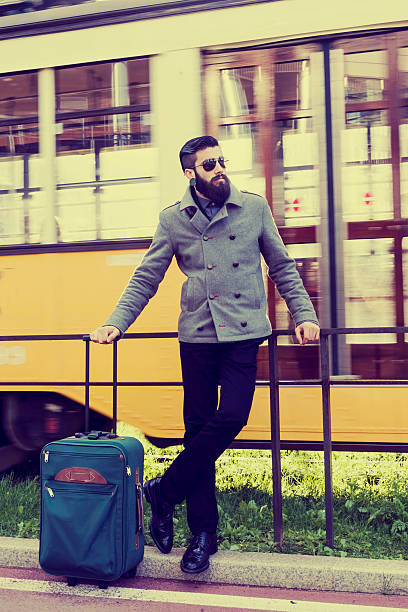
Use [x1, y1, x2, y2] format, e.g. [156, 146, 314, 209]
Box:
[98, 581, 109, 589]
[67, 577, 78, 587]
[123, 567, 137, 579]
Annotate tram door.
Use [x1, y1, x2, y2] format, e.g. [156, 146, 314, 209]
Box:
[331, 33, 408, 379]
[204, 34, 408, 381]
[203, 45, 325, 380]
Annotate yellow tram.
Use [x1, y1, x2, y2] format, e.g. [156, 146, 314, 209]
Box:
[0, 0, 408, 468]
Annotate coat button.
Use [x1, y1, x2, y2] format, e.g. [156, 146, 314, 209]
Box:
[241, 321, 247, 327]
[233, 262, 239, 268]
[203, 235, 209, 241]
[235, 293, 241, 299]
[229, 234, 236, 240]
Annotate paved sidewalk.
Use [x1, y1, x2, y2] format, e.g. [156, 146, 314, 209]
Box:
[1, 537, 408, 596]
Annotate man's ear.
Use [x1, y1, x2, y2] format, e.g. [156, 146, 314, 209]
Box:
[184, 168, 194, 181]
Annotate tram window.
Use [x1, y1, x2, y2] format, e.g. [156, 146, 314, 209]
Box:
[402, 237, 408, 343]
[55, 60, 149, 112]
[399, 44, 408, 217]
[54, 58, 156, 242]
[99, 183, 159, 239]
[220, 67, 256, 117]
[56, 63, 111, 111]
[341, 110, 392, 221]
[344, 238, 395, 344]
[99, 143, 155, 180]
[275, 243, 320, 345]
[276, 118, 320, 227]
[0, 72, 38, 119]
[400, 48, 408, 97]
[218, 124, 264, 195]
[56, 151, 94, 184]
[56, 188, 98, 242]
[344, 51, 388, 103]
[275, 60, 310, 111]
[127, 59, 150, 106]
[0, 121, 39, 160]
[0, 118, 40, 244]
[400, 109, 408, 218]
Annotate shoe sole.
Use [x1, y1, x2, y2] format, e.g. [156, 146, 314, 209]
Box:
[144, 481, 172, 555]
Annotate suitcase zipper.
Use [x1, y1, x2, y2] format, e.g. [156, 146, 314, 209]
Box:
[43, 450, 119, 460]
[44, 485, 115, 498]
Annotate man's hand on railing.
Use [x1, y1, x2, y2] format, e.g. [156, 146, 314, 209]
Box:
[295, 321, 320, 345]
[90, 325, 121, 344]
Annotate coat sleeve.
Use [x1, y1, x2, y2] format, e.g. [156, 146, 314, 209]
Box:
[259, 199, 319, 326]
[104, 215, 174, 334]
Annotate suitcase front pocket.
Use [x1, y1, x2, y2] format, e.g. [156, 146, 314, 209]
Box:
[40, 480, 121, 580]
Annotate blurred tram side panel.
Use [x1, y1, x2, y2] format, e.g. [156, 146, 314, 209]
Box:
[1, 0, 408, 468]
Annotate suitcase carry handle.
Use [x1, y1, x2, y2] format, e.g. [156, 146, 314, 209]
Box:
[80, 335, 118, 437]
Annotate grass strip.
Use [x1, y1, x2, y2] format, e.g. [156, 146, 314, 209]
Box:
[2, 423, 408, 559]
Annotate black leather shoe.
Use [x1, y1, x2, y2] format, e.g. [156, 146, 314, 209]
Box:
[143, 477, 174, 554]
[180, 532, 218, 574]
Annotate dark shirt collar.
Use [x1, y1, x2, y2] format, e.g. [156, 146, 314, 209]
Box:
[196, 194, 221, 211]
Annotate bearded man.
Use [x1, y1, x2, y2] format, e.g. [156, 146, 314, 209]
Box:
[90, 135, 319, 574]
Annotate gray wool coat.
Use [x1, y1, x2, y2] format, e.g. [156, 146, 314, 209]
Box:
[105, 183, 318, 343]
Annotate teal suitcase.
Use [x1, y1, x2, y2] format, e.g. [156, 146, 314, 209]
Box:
[39, 337, 144, 587]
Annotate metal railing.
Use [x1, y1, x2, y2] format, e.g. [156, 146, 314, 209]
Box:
[2, 326, 408, 550]
[269, 326, 408, 549]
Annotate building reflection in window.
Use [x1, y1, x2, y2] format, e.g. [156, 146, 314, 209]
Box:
[277, 118, 320, 227]
[344, 51, 387, 103]
[399, 49, 408, 218]
[275, 60, 310, 110]
[344, 238, 395, 344]
[220, 66, 256, 117]
[219, 124, 264, 195]
[342, 110, 392, 221]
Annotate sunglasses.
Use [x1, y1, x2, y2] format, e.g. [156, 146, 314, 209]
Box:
[193, 157, 228, 172]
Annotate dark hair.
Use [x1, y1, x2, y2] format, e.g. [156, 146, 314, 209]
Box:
[179, 135, 219, 171]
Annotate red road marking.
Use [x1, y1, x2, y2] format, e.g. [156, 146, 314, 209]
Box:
[1, 567, 408, 608]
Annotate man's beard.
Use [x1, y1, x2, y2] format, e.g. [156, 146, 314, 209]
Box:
[195, 172, 231, 205]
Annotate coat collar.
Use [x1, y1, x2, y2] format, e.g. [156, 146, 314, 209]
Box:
[179, 182, 243, 233]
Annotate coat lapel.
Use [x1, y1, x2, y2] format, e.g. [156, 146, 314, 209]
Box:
[179, 187, 208, 234]
[179, 183, 244, 233]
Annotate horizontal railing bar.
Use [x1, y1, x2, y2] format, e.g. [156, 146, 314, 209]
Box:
[0, 381, 183, 386]
[1, 327, 408, 342]
[0, 379, 408, 388]
[272, 326, 408, 336]
[0, 332, 179, 341]
[259, 379, 408, 386]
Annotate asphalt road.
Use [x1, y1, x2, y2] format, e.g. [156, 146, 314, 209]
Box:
[2, 567, 408, 611]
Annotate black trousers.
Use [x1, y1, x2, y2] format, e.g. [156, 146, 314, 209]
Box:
[160, 338, 262, 534]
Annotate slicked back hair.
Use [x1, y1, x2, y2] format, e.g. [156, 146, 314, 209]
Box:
[179, 135, 219, 171]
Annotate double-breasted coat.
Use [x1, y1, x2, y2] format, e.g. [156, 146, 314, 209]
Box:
[105, 183, 318, 342]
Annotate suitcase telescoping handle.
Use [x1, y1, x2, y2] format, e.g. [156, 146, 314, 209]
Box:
[79, 335, 118, 440]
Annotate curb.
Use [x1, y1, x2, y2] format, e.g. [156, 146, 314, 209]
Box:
[1, 537, 408, 595]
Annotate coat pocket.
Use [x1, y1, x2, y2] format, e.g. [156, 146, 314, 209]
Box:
[184, 276, 204, 312]
[250, 274, 261, 309]
[40, 480, 120, 580]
